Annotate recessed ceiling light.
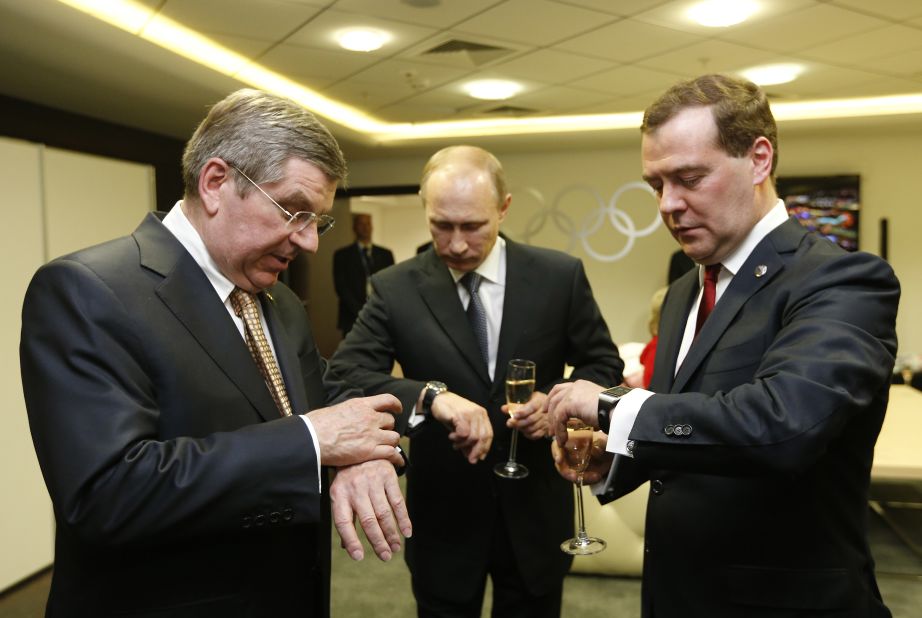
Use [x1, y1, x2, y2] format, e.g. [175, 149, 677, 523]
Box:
[741, 63, 805, 86]
[687, 0, 759, 27]
[336, 28, 391, 52]
[463, 79, 522, 101]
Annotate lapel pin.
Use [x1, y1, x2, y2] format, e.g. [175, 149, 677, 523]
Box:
[754, 265, 768, 278]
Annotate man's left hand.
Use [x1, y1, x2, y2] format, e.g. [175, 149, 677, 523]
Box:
[502, 391, 550, 440]
[330, 459, 412, 562]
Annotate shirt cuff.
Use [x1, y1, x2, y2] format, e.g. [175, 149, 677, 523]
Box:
[407, 404, 427, 429]
[606, 388, 655, 458]
[299, 414, 323, 493]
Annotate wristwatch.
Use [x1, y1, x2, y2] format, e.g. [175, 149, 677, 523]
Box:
[597, 386, 632, 433]
[419, 381, 447, 416]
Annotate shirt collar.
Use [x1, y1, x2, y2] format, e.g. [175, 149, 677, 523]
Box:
[718, 199, 789, 277]
[449, 235, 506, 285]
[162, 201, 237, 303]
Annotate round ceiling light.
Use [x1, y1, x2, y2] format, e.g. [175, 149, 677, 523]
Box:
[687, 0, 759, 27]
[463, 79, 522, 100]
[740, 63, 805, 86]
[336, 28, 391, 52]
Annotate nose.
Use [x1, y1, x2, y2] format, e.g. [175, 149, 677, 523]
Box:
[449, 230, 468, 255]
[658, 184, 685, 216]
[290, 223, 319, 254]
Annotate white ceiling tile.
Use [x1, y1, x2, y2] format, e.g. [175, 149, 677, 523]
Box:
[547, 0, 675, 17]
[285, 8, 440, 56]
[801, 24, 922, 66]
[568, 64, 686, 96]
[715, 4, 891, 54]
[807, 75, 922, 98]
[159, 0, 323, 40]
[488, 48, 616, 84]
[637, 39, 777, 75]
[344, 57, 471, 89]
[557, 18, 705, 63]
[321, 80, 413, 109]
[326, 0, 505, 28]
[871, 48, 922, 80]
[510, 85, 617, 112]
[259, 44, 378, 84]
[453, 0, 618, 46]
[827, 0, 922, 20]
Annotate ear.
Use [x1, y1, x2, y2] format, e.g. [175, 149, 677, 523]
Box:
[198, 158, 233, 216]
[750, 136, 773, 186]
[497, 193, 512, 223]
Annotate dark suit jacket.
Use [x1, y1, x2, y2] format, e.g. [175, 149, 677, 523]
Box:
[332, 242, 394, 333]
[330, 239, 623, 599]
[601, 219, 899, 617]
[20, 213, 358, 618]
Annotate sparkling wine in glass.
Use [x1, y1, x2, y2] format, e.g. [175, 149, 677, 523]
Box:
[560, 418, 606, 555]
[494, 359, 534, 479]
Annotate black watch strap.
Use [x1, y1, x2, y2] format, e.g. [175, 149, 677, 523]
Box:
[597, 386, 632, 433]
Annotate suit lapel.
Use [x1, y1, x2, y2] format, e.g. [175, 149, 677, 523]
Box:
[417, 251, 492, 386]
[670, 219, 802, 392]
[135, 214, 281, 422]
[493, 241, 536, 392]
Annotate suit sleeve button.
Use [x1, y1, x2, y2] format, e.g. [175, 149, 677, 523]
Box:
[270, 511, 281, 524]
[242, 515, 252, 529]
[664, 424, 674, 436]
[683, 424, 693, 436]
[651, 479, 664, 495]
[255, 513, 266, 527]
[283, 508, 294, 522]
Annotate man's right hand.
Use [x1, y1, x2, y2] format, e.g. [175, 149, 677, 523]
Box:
[429, 391, 493, 464]
[307, 394, 403, 467]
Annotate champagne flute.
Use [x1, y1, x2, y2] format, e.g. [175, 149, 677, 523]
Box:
[560, 418, 606, 554]
[494, 359, 534, 479]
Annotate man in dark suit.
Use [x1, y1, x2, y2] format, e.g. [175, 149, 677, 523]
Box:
[20, 89, 410, 618]
[333, 213, 395, 335]
[330, 146, 623, 618]
[549, 74, 899, 617]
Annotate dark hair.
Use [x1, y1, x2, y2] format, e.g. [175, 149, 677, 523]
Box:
[642, 74, 778, 176]
[182, 88, 347, 199]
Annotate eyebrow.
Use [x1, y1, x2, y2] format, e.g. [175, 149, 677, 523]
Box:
[643, 164, 710, 183]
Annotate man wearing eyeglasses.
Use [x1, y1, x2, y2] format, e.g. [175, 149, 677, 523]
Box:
[20, 89, 409, 618]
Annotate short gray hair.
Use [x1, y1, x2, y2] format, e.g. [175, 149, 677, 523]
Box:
[419, 145, 508, 207]
[182, 88, 347, 199]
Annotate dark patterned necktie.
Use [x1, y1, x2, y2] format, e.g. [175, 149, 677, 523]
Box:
[694, 264, 722, 337]
[230, 288, 292, 417]
[460, 271, 489, 366]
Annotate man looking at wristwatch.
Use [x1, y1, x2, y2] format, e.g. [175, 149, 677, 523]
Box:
[547, 74, 898, 617]
[331, 145, 622, 618]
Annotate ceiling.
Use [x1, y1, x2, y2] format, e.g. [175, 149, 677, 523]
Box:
[2, 0, 922, 159]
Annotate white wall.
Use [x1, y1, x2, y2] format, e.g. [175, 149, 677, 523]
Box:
[346, 121, 922, 356]
[1, 138, 154, 591]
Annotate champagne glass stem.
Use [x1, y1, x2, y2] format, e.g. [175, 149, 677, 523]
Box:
[508, 428, 520, 464]
[575, 474, 589, 540]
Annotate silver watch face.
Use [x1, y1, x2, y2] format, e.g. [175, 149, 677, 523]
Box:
[427, 381, 447, 394]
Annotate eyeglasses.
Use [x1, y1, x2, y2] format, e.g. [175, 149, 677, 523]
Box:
[230, 165, 335, 236]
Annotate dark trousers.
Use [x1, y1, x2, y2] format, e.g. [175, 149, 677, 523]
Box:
[411, 509, 564, 618]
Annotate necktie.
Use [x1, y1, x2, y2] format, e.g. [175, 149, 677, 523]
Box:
[694, 264, 722, 337]
[460, 272, 489, 366]
[230, 288, 293, 417]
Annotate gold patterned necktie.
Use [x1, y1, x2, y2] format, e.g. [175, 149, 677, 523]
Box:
[230, 288, 292, 417]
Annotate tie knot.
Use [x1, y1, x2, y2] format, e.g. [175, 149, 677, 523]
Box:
[460, 271, 482, 294]
[230, 287, 258, 318]
[704, 264, 721, 284]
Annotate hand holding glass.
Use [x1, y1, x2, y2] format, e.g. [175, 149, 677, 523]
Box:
[560, 418, 606, 554]
[494, 359, 534, 479]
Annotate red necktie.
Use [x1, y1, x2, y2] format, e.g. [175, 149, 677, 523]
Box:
[694, 264, 721, 337]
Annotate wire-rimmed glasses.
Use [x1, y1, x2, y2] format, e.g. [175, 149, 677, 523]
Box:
[230, 165, 335, 236]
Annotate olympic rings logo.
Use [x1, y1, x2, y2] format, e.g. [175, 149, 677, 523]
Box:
[518, 182, 661, 262]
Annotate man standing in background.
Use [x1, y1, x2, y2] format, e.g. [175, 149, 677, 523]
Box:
[332, 145, 623, 618]
[333, 213, 395, 335]
[20, 88, 410, 618]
